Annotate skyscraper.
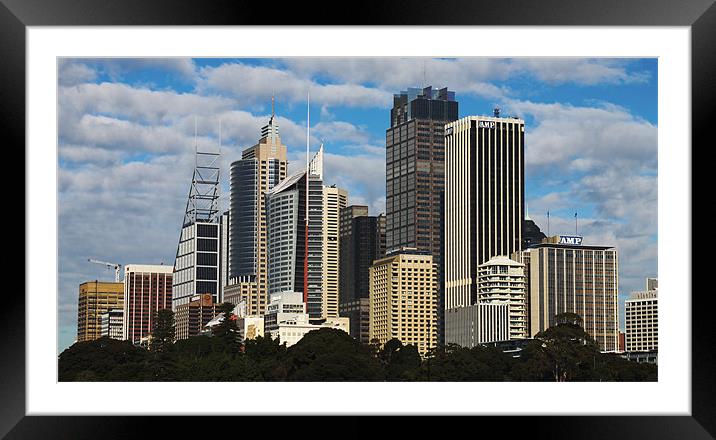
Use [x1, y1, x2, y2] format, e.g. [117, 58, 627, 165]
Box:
[123, 264, 173, 344]
[523, 236, 619, 352]
[77, 280, 124, 342]
[522, 209, 547, 249]
[444, 114, 525, 310]
[229, 108, 288, 315]
[369, 248, 438, 356]
[322, 185, 347, 319]
[339, 205, 386, 343]
[172, 129, 223, 311]
[265, 147, 325, 319]
[385, 86, 458, 266]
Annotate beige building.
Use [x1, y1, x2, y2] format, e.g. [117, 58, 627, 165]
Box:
[369, 249, 438, 356]
[477, 256, 528, 339]
[223, 276, 260, 316]
[77, 280, 124, 342]
[521, 237, 619, 352]
[625, 278, 658, 352]
[322, 185, 347, 319]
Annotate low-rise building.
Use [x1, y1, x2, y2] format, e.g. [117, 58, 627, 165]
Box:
[264, 291, 349, 347]
[625, 278, 658, 353]
[77, 280, 124, 342]
[174, 293, 220, 340]
[100, 309, 124, 340]
[445, 303, 510, 348]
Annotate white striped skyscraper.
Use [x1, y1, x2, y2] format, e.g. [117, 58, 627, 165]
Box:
[444, 115, 525, 311]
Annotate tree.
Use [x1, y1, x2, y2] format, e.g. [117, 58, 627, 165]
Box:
[377, 339, 422, 381]
[528, 313, 600, 382]
[212, 302, 240, 352]
[58, 337, 150, 381]
[286, 328, 384, 381]
[150, 308, 175, 353]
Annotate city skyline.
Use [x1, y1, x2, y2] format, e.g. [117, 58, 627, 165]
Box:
[58, 57, 658, 352]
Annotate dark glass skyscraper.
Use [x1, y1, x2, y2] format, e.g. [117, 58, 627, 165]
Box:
[338, 205, 386, 343]
[385, 86, 458, 271]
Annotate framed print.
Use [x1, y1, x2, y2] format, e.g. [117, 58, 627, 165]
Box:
[6, 0, 714, 437]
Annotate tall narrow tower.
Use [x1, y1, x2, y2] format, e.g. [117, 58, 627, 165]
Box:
[444, 115, 525, 311]
[229, 103, 288, 315]
[173, 122, 224, 314]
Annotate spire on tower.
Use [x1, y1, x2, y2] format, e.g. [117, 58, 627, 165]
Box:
[182, 118, 220, 227]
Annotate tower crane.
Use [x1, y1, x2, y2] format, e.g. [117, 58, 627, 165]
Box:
[87, 259, 122, 282]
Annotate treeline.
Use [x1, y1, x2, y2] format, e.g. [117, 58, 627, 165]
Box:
[59, 312, 656, 382]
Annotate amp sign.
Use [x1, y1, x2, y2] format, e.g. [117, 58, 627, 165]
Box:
[558, 235, 583, 245]
[478, 121, 496, 129]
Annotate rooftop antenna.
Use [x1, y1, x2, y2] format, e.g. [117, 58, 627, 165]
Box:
[547, 210, 550, 236]
[575, 212, 578, 235]
[494, 105, 501, 118]
[423, 59, 426, 89]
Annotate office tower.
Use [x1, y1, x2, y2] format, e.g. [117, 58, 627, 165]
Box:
[174, 293, 219, 340]
[522, 209, 546, 249]
[625, 278, 658, 352]
[266, 146, 337, 320]
[524, 235, 619, 352]
[229, 108, 288, 315]
[444, 114, 525, 310]
[385, 86, 458, 266]
[100, 309, 124, 340]
[77, 281, 124, 342]
[322, 185, 347, 319]
[369, 248, 438, 356]
[339, 206, 386, 343]
[445, 303, 510, 348]
[172, 135, 224, 311]
[264, 291, 349, 347]
[219, 210, 230, 299]
[123, 264, 173, 344]
[477, 256, 528, 339]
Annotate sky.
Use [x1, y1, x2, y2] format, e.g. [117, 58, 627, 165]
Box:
[57, 57, 658, 352]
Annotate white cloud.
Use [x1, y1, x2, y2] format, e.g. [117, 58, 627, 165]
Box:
[59, 82, 234, 125]
[197, 62, 392, 108]
[58, 61, 97, 86]
[282, 57, 649, 99]
[507, 99, 657, 172]
[313, 121, 372, 144]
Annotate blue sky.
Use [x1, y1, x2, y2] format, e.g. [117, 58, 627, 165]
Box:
[57, 57, 658, 352]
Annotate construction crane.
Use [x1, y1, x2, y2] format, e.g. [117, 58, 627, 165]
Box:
[87, 259, 122, 282]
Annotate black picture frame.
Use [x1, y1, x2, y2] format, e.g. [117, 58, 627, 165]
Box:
[5, 0, 713, 437]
